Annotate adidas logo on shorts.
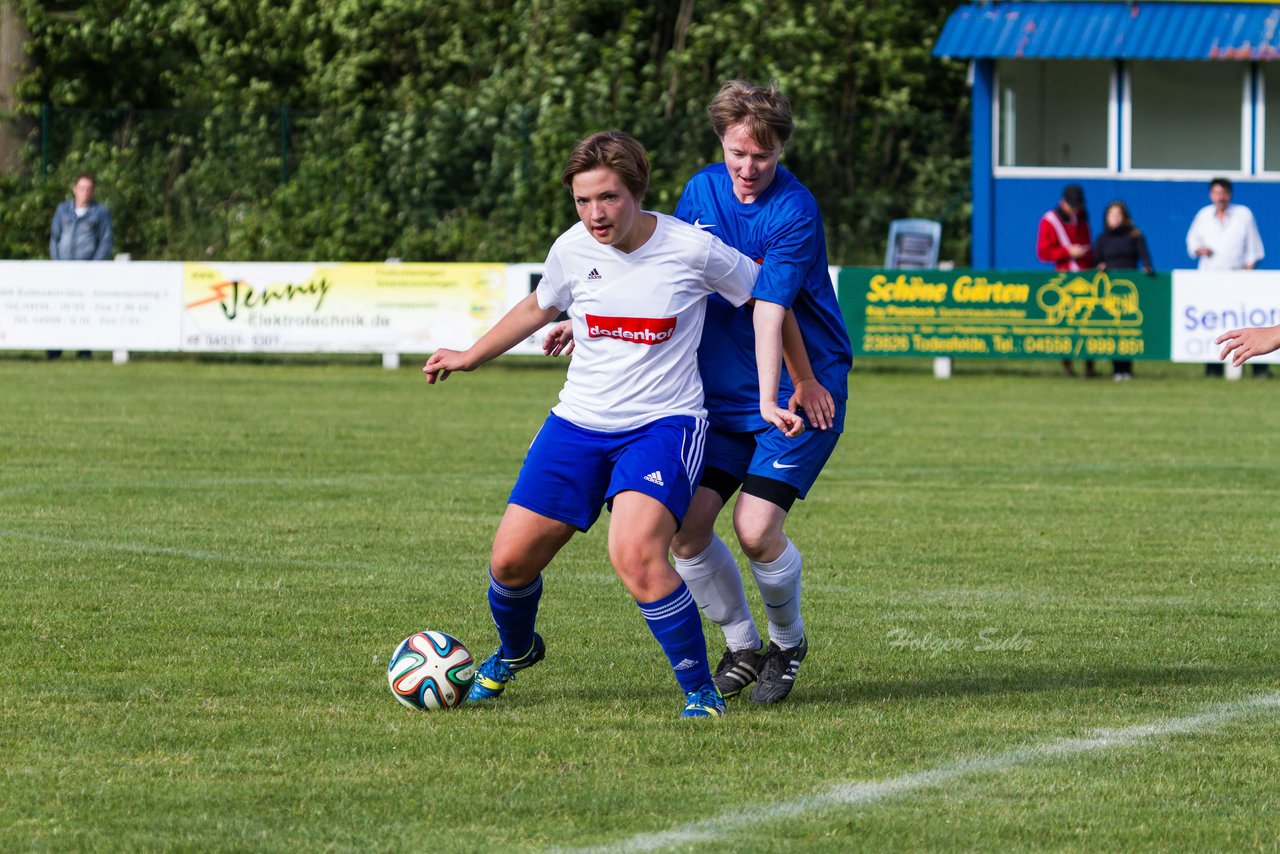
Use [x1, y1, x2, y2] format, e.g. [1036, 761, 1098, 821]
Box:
[644, 470, 664, 486]
[587, 267, 601, 280]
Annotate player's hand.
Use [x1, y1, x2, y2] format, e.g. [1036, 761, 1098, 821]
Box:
[543, 320, 575, 357]
[788, 378, 834, 431]
[763, 405, 805, 438]
[423, 348, 471, 384]
[1216, 326, 1280, 366]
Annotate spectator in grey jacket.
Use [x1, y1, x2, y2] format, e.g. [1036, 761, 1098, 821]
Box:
[48, 173, 113, 359]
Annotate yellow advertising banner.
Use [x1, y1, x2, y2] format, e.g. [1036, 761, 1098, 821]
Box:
[181, 262, 506, 352]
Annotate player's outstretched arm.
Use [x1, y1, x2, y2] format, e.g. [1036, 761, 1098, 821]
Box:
[780, 309, 834, 431]
[542, 320, 574, 357]
[1216, 324, 1280, 366]
[424, 293, 561, 384]
[753, 300, 805, 438]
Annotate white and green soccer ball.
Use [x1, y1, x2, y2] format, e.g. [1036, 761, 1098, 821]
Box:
[387, 631, 475, 711]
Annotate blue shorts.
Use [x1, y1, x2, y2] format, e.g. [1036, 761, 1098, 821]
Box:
[508, 412, 707, 532]
[703, 424, 840, 501]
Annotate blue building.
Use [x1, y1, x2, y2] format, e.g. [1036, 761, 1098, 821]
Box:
[935, 1, 1280, 270]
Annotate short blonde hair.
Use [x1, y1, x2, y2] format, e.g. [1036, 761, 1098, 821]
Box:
[561, 131, 650, 201]
[707, 79, 794, 149]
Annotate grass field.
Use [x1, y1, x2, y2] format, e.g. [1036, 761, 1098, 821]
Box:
[3, 353, 1279, 852]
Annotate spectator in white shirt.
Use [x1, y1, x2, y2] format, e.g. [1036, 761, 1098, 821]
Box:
[1186, 177, 1264, 271]
[1186, 177, 1269, 377]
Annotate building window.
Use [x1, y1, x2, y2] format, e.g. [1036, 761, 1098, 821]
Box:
[996, 60, 1110, 169]
[1129, 61, 1245, 172]
[1263, 65, 1280, 173]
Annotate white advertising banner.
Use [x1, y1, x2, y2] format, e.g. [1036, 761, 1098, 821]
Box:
[1171, 270, 1280, 363]
[505, 263, 554, 356]
[180, 262, 508, 352]
[0, 261, 182, 350]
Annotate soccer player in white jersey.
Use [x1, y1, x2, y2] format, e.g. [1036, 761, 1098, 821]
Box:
[547, 85, 852, 704]
[671, 81, 852, 704]
[424, 131, 803, 717]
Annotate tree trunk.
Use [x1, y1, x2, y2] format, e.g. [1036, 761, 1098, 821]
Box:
[0, 1, 33, 173]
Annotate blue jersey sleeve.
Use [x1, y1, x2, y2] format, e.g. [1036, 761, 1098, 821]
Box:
[752, 209, 822, 310]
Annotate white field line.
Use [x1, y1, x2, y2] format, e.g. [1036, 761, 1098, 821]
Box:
[556, 692, 1280, 854]
[3, 528, 1274, 609]
[0, 471, 515, 498]
[0, 527, 381, 572]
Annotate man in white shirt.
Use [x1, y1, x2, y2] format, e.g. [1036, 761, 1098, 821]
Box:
[1187, 177, 1264, 271]
[1186, 177, 1268, 376]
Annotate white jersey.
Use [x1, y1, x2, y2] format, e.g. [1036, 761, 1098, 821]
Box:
[537, 212, 758, 432]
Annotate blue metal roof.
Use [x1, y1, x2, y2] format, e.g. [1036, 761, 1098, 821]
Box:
[934, 2, 1280, 60]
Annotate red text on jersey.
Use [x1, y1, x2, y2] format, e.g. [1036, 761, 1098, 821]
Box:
[585, 314, 678, 345]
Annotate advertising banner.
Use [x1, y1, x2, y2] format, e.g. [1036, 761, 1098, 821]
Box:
[0, 261, 182, 350]
[839, 268, 1172, 361]
[1171, 270, 1280, 364]
[180, 262, 507, 352]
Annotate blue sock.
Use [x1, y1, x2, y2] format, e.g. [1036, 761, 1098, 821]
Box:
[637, 582, 712, 693]
[487, 570, 543, 660]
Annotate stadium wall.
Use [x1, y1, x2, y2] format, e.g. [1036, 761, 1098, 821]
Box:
[983, 177, 1279, 273]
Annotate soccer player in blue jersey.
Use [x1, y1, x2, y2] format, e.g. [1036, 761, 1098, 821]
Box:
[670, 79, 853, 704]
[426, 131, 802, 717]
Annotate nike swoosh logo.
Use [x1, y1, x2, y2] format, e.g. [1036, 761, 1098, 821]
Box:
[771, 460, 799, 470]
[693, 218, 715, 230]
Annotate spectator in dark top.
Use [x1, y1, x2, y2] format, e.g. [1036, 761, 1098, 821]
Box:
[48, 172, 113, 360]
[1092, 200, 1153, 381]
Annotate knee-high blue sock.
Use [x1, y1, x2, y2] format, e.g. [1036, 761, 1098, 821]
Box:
[637, 582, 712, 693]
[487, 569, 542, 660]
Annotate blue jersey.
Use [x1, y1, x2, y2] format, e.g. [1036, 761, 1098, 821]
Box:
[675, 164, 852, 432]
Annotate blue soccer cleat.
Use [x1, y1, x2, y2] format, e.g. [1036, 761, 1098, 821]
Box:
[467, 633, 546, 702]
[681, 683, 726, 718]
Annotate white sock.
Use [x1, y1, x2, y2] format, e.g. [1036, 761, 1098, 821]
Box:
[673, 533, 761, 652]
[750, 538, 804, 648]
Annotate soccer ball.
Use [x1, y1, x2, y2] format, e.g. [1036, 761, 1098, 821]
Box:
[387, 631, 476, 711]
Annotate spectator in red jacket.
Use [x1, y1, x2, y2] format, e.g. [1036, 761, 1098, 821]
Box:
[1037, 184, 1095, 378]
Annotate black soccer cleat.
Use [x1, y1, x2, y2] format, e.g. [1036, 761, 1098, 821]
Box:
[712, 643, 766, 699]
[748, 636, 808, 704]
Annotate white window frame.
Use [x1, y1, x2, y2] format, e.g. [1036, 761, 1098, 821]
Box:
[992, 60, 1120, 178]
[1121, 61, 1252, 180]
[1257, 64, 1280, 177]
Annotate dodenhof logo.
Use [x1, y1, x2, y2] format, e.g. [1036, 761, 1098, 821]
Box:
[585, 314, 677, 345]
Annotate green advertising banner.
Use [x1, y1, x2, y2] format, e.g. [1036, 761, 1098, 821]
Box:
[839, 269, 1172, 361]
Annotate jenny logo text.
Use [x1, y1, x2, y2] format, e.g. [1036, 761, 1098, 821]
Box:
[186, 278, 332, 321]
